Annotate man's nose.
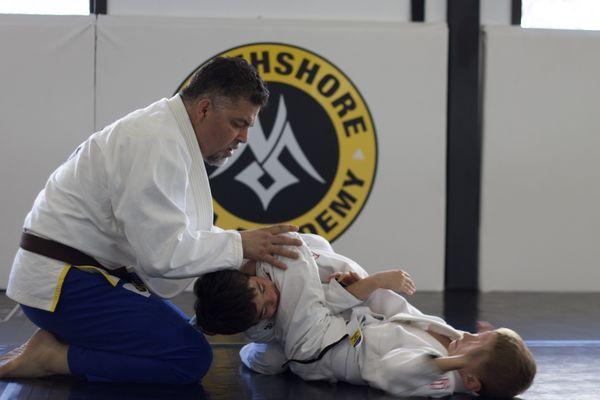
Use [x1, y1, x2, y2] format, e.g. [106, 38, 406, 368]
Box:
[238, 127, 249, 143]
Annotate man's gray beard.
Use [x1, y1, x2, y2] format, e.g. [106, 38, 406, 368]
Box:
[205, 153, 228, 167]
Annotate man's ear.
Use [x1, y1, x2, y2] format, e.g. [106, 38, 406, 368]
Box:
[195, 98, 211, 122]
[458, 369, 482, 393]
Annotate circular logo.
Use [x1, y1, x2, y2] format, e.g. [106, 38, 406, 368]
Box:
[176, 43, 377, 242]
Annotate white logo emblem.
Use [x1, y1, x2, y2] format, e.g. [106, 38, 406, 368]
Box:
[210, 96, 325, 210]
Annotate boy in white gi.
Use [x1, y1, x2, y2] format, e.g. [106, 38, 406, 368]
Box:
[194, 233, 536, 398]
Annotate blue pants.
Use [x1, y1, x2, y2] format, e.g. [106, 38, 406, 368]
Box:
[21, 267, 212, 384]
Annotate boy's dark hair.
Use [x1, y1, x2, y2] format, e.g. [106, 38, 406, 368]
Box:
[477, 328, 537, 398]
[180, 56, 269, 107]
[193, 269, 258, 335]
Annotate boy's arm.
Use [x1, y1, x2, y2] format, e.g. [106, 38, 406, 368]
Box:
[363, 337, 495, 398]
[322, 272, 363, 314]
[322, 268, 415, 315]
[361, 347, 454, 397]
[345, 269, 415, 300]
[431, 355, 467, 372]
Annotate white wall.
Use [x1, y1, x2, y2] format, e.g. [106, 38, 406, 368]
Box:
[0, 15, 95, 288]
[425, 0, 446, 23]
[481, 0, 511, 25]
[480, 26, 600, 291]
[107, 0, 411, 21]
[107, 0, 515, 26]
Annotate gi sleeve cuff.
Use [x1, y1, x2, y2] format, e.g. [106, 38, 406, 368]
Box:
[226, 229, 244, 267]
[325, 278, 363, 313]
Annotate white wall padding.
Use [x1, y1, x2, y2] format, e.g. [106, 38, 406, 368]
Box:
[0, 15, 95, 288]
[96, 16, 448, 290]
[107, 0, 411, 21]
[481, 26, 600, 291]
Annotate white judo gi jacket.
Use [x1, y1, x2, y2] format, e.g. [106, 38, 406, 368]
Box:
[241, 233, 470, 398]
[7, 95, 243, 311]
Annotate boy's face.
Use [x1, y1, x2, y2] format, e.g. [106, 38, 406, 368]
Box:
[248, 276, 280, 321]
[447, 330, 499, 392]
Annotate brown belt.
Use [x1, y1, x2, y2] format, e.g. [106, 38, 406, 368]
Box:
[19, 231, 147, 290]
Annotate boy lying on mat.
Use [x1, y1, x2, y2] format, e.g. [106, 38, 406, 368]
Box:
[193, 233, 536, 398]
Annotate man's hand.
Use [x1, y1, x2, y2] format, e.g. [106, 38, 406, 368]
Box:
[240, 225, 303, 270]
[239, 260, 257, 276]
[372, 269, 416, 295]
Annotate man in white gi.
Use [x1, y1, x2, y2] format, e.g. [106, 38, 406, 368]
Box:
[0, 56, 302, 384]
[193, 233, 537, 398]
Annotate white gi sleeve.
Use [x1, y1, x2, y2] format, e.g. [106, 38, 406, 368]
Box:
[242, 319, 278, 343]
[310, 246, 370, 282]
[267, 234, 348, 362]
[239, 343, 289, 375]
[108, 132, 243, 278]
[300, 233, 335, 252]
[323, 278, 363, 314]
[365, 288, 425, 318]
[362, 346, 451, 398]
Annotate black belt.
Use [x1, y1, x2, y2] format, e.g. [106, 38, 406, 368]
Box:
[281, 334, 349, 368]
[20, 231, 147, 291]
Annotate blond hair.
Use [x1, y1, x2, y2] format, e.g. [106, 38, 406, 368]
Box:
[477, 328, 537, 398]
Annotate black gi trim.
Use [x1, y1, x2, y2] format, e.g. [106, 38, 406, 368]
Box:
[282, 334, 349, 367]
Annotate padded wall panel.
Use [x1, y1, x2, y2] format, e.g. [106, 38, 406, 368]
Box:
[0, 15, 95, 288]
[481, 27, 600, 291]
[107, 0, 411, 21]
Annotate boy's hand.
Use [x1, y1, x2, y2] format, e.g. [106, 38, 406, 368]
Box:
[240, 225, 303, 270]
[326, 271, 361, 286]
[372, 269, 416, 295]
[477, 321, 495, 332]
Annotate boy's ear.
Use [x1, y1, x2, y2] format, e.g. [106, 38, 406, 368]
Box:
[192, 318, 216, 336]
[200, 327, 216, 336]
[458, 370, 482, 392]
